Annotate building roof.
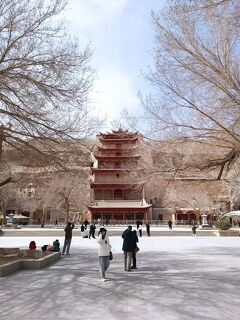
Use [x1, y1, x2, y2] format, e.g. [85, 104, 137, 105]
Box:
[88, 200, 152, 209]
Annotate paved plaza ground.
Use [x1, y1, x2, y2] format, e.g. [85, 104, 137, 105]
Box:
[0, 228, 240, 320]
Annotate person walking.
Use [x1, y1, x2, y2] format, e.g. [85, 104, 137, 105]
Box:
[97, 227, 111, 282]
[192, 224, 197, 238]
[146, 223, 150, 236]
[122, 225, 135, 271]
[131, 230, 139, 269]
[136, 219, 140, 229]
[62, 222, 74, 255]
[89, 222, 96, 239]
[168, 219, 173, 230]
[138, 224, 142, 237]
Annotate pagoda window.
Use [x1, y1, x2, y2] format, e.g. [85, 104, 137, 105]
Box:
[114, 189, 123, 199]
[116, 151, 121, 156]
[115, 161, 121, 168]
[116, 173, 120, 178]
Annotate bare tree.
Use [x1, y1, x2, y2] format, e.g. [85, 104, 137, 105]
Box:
[225, 160, 240, 210]
[132, 0, 240, 179]
[0, 0, 103, 186]
[40, 171, 90, 225]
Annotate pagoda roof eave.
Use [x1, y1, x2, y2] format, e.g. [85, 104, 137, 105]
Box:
[97, 145, 138, 151]
[98, 137, 138, 143]
[94, 155, 141, 161]
[90, 182, 144, 188]
[88, 201, 152, 209]
[92, 168, 129, 173]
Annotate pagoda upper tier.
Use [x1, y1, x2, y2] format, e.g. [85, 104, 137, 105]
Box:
[97, 129, 138, 143]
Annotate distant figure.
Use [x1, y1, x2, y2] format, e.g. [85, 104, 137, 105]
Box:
[89, 222, 96, 239]
[138, 224, 142, 237]
[80, 224, 86, 237]
[52, 239, 60, 252]
[62, 222, 74, 255]
[29, 241, 36, 250]
[168, 219, 173, 230]
[83, 219, 89, 230]
[131, 230, 139, 269]
[192, 224, 197, 238]
[146, 223, 150, 236]
[97, 227, 111, 282]
[55, 219, 58, 226]
[136, 219, 140, 229]
[122, 225, 135, 271]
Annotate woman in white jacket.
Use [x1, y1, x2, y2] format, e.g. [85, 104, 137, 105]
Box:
[97, 227, 111, 282]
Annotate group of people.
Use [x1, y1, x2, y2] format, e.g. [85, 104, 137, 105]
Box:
[28, 239, 60, 252]
[96, 225, 140, 281]
[167, 219, 198, 237]
[136, 220, 151, 237]
[61, 222, 141, 282]
[80, 221, 96, 239]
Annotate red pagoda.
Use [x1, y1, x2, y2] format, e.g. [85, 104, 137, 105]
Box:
[88, 129, 152, 223]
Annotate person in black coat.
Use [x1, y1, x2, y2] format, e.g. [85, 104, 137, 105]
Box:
[192, 224, 197, 237]
[89, 222, 96, 239]
[122, 225, 135, 271]
[131, 230, 139, 269]
[168, 219, 173, 230]
[146, 223, 150, 236]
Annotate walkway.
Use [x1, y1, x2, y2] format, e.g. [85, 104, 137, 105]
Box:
[0, 235, 240, 320]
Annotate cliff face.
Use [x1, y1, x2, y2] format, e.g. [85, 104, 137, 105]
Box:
[0, 137, 232, 223]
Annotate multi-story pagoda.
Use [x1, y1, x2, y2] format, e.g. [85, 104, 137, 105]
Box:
[88, 129, 152, 223]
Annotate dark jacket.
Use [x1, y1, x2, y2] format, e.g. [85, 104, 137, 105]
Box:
[64, 223, 74, 239]
[133, 230, 139, 249]
[52, 240, 60, 252]
[89, 223, 96, 232]
[122, 229, 136, 252]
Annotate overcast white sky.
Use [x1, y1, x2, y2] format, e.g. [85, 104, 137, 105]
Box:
[64, 0, 166, 129]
